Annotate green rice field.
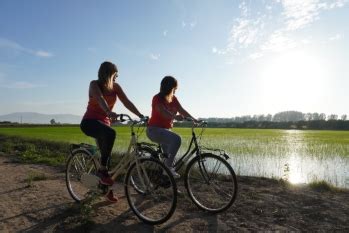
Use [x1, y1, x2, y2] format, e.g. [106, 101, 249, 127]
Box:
[0, 126, 347, 157]
[0, 126, 348, 188]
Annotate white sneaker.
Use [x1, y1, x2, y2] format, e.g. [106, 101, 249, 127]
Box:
[169, 168, 181, 179]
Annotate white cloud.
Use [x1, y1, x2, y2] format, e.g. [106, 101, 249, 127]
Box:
[321, 0, 348, 9]
[0, 37, 53, 58]
[182, 21, 196, 29]
[149, 53, 160, 60]
[219, 0, 347, 62]
[0, 38, 25, 52]
[329, 33, 342, 41]
[163, 30, 168, 36]
[281, 0, 322, 31]
[212, 47, 226, 55]
[0, 81, 46, 89]
[249, 52, 263, 60]
[238, 0, 249, 17]
[280, 0, 347, 31]
[228, 18, 260, 50]
[35, 50, 53, 57]
[261, 31, 298, 52]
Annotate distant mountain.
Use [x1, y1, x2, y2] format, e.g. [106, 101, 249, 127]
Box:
[0, 112, 82, 124]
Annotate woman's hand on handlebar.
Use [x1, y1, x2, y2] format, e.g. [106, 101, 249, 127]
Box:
[108, 112, 119, 122]
[174, 114, 185, 121]
[139, 115, 149, 123]
[186, 117, 205, 126]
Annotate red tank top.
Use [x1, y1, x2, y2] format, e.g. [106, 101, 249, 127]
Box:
[83, 86, 117, 126]
[148, 94, 180, 129]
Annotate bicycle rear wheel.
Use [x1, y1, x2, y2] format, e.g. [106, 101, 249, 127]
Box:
[66, 149, 98, 202]
[125, 157, 177, 225]
[185, 153, 237, 213]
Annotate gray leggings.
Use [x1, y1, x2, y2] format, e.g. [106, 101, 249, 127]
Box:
[146, 126, 181, 168]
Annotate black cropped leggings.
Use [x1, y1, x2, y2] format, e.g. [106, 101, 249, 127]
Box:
[80, 119, 116, 167]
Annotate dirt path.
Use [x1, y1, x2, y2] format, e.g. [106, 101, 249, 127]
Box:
[0, 154, 348, 232]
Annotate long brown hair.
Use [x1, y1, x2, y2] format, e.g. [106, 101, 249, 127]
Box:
[159, 76, 177, 98]
[98, 61, 117, 92]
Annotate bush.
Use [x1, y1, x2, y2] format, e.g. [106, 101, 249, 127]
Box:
[0, 134, 69, 167]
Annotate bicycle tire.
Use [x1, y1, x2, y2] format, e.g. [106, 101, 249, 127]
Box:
[66, 149, 98, 202]
[184, 153, 237, 213]
[130, 147, 157, 194]
[125, 157, 177, 225]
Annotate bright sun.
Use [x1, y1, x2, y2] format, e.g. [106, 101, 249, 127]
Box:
[260, 50, 329, 111]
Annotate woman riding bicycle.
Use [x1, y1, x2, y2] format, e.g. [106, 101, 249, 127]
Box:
[80, 61, 144, 202]
[146, 76, 199, 178]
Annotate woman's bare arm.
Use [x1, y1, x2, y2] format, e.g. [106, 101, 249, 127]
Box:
[177, 102, 198, 122]
[115, 83, 143, 117]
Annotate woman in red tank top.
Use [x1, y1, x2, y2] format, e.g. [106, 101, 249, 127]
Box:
[80, 61, 143, 202]
[146, 76, 198, 178]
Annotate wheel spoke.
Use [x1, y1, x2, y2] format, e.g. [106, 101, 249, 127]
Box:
[185, 154, 237, 213]
[125, 157, 177, 225]
[66, 150, 98, 202]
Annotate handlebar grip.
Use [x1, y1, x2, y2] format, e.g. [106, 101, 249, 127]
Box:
[142, 116, 149, 122]
[120, 114, 125, 122]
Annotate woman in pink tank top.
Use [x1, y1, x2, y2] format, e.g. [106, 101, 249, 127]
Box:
[80, 61, 143, 202]
[146, 76, 199, 178]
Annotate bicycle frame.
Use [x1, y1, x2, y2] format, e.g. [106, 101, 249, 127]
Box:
[173, 126, 201, 171]
[87, 115, 151, 189]
[67, 114, 179, 224]
[151, 120, 229, 172]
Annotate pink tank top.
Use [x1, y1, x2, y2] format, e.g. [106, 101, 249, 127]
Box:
[83, 87, 117, 126]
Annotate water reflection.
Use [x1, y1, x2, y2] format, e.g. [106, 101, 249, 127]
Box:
[228, 130, 349, 188]
[230, 154, 349, 188]
[287, 155, 306, 184]
[285, 130, 307, 184]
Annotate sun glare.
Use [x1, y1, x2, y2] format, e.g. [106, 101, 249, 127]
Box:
[260, 50, 329, 111]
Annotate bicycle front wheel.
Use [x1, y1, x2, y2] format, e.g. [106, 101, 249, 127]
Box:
[130, 147, 157, 194]
[66, 149, 98, 202]
[125, 157, 177, 225]
[185, 153, 237, 213]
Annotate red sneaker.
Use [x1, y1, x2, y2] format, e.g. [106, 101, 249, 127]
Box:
[97, 170, 114, 186]
[105, 190, 118, 203]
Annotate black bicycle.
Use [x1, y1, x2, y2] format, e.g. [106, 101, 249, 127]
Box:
[138, 118, 238, 213]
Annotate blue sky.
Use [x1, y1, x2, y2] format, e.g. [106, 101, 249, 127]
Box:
[0, 0, 348, 118]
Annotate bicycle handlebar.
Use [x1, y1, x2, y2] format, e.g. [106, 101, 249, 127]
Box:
[112, 114, 149, 125]
[182, 117, 207, 127]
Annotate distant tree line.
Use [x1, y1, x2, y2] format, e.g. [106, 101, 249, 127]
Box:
[1, 111, 348, 130]
[175, 111, 349, 130]
[200, 111, 347, 123]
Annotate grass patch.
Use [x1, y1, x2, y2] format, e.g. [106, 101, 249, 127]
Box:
[24, 170, 48, 187]
[308, 180, 344, 192]
[77, 192, 99, 225]
[1, 126, 348, 157]
[0, 134, 69, 167]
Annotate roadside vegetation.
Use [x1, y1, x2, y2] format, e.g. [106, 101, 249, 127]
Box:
[0, 130, 347, 192]
[0, 134, 69, 166]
